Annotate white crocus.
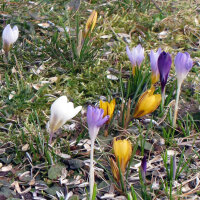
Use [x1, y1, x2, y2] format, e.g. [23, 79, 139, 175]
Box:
[2, 24, 19, 54]
[48, 96, 82, 144]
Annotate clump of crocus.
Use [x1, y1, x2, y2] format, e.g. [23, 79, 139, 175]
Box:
[149, 48, 162, 85]
[141, 155, 147, 182]
[99, 99, 116, 136]
[110, 138, 132, 182]
[2, 24, 19, 56]
[87, 106, 109, 200]
[133, 86, 161, 118]
[158, 51, 172, 106]
[126, 44, 144, 75]
[83, 10, 97, 39]
[48, 96, 82, 144]
[173, 52, 193, 127]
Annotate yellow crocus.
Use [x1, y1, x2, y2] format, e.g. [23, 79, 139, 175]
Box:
[133, 86, 161, 118]
[99, 99, 116, 122]
[113, 137, 132, 174]
[83, 10, 97, 38]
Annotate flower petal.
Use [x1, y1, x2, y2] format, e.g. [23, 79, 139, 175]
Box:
[158, 51, 172, 92]
[175, 52, 193, 85]
[126, 45, 135, 66]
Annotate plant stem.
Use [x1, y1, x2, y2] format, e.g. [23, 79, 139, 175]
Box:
[90, 139, 95, 200]
[48, 130, 54, 144]
[173, 85, 181, 128]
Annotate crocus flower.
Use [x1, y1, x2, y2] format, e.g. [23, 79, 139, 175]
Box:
[133, 86, 161, 118]
[141, 155, 147, 182]
[87, 106, 109, 142]
[126, 44, 144, 74]
[113, 137, 132, 174]
[83, 10, 97, 39]
[175, 52, 193, 85]
[99, 99, 116, 122]
[87, 106, 109, 200]
[48, 96, 82, 143]
[99, 99, 116, 137]
[150, 48, 162, 84]
[158, 51, 172, 105]
[2, 24, 19, 55]
[173, 52, 193, 127]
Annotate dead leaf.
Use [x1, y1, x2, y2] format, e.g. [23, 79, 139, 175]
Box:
[38, 23, 50, 29]
[22, 144, 29, 151]
[1, 165, 12, 172]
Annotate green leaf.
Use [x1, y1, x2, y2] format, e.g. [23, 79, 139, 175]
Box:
[48, 164, 66, 180]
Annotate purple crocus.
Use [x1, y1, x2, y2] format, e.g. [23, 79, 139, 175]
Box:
[87, 106, 109, 141]
[87, 105, 109, 199]
[126, 44, 145, 67]
[149, 48, 162, 84]
[173, 52, 193, 127]
[141, 155, 147, 182]
[158, 51, 172, 93]
[174, 52, 193, 85]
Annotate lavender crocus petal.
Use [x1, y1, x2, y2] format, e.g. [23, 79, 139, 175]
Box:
[87, 105, 94, 127]
[136, 44, 144, 66]
[175, 52, 185, 75]
[150, 50, 157, 73]
[157, 48, 162, 54]
[175, 52, 193, 84]
[150, 48, 162, 74]
[93, 107, 102, 123]
[185, 52, 193, 71]
[87, 106, 108, 140]
[99, 108, 104, 120]
[158, 51, 172, 92]
[126, 45, 135, 66]
[96, 115, 109, 127]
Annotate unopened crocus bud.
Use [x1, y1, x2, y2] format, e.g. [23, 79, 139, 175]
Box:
[49, 96, 82, 143]
[2, 24, 19, 54]
[113, 137, 132, 174]
[150, 48, 162, 84]
[141, 155, 147, 182]
[83, 10, 97, 38]
[158, 51, 172, 106]
[158, 51, 172, 93]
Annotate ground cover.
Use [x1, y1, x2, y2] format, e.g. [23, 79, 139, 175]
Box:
[0, 0, 200, 199]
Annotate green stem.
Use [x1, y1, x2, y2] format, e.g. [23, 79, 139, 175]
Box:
[90, 139, 95, 200]
[173, 84, 181, 128]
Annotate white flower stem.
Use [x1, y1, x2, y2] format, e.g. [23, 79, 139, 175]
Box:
[173, 84, 181, 128]
[89, 139, 95, 200]
[161, 87, 166, 107]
